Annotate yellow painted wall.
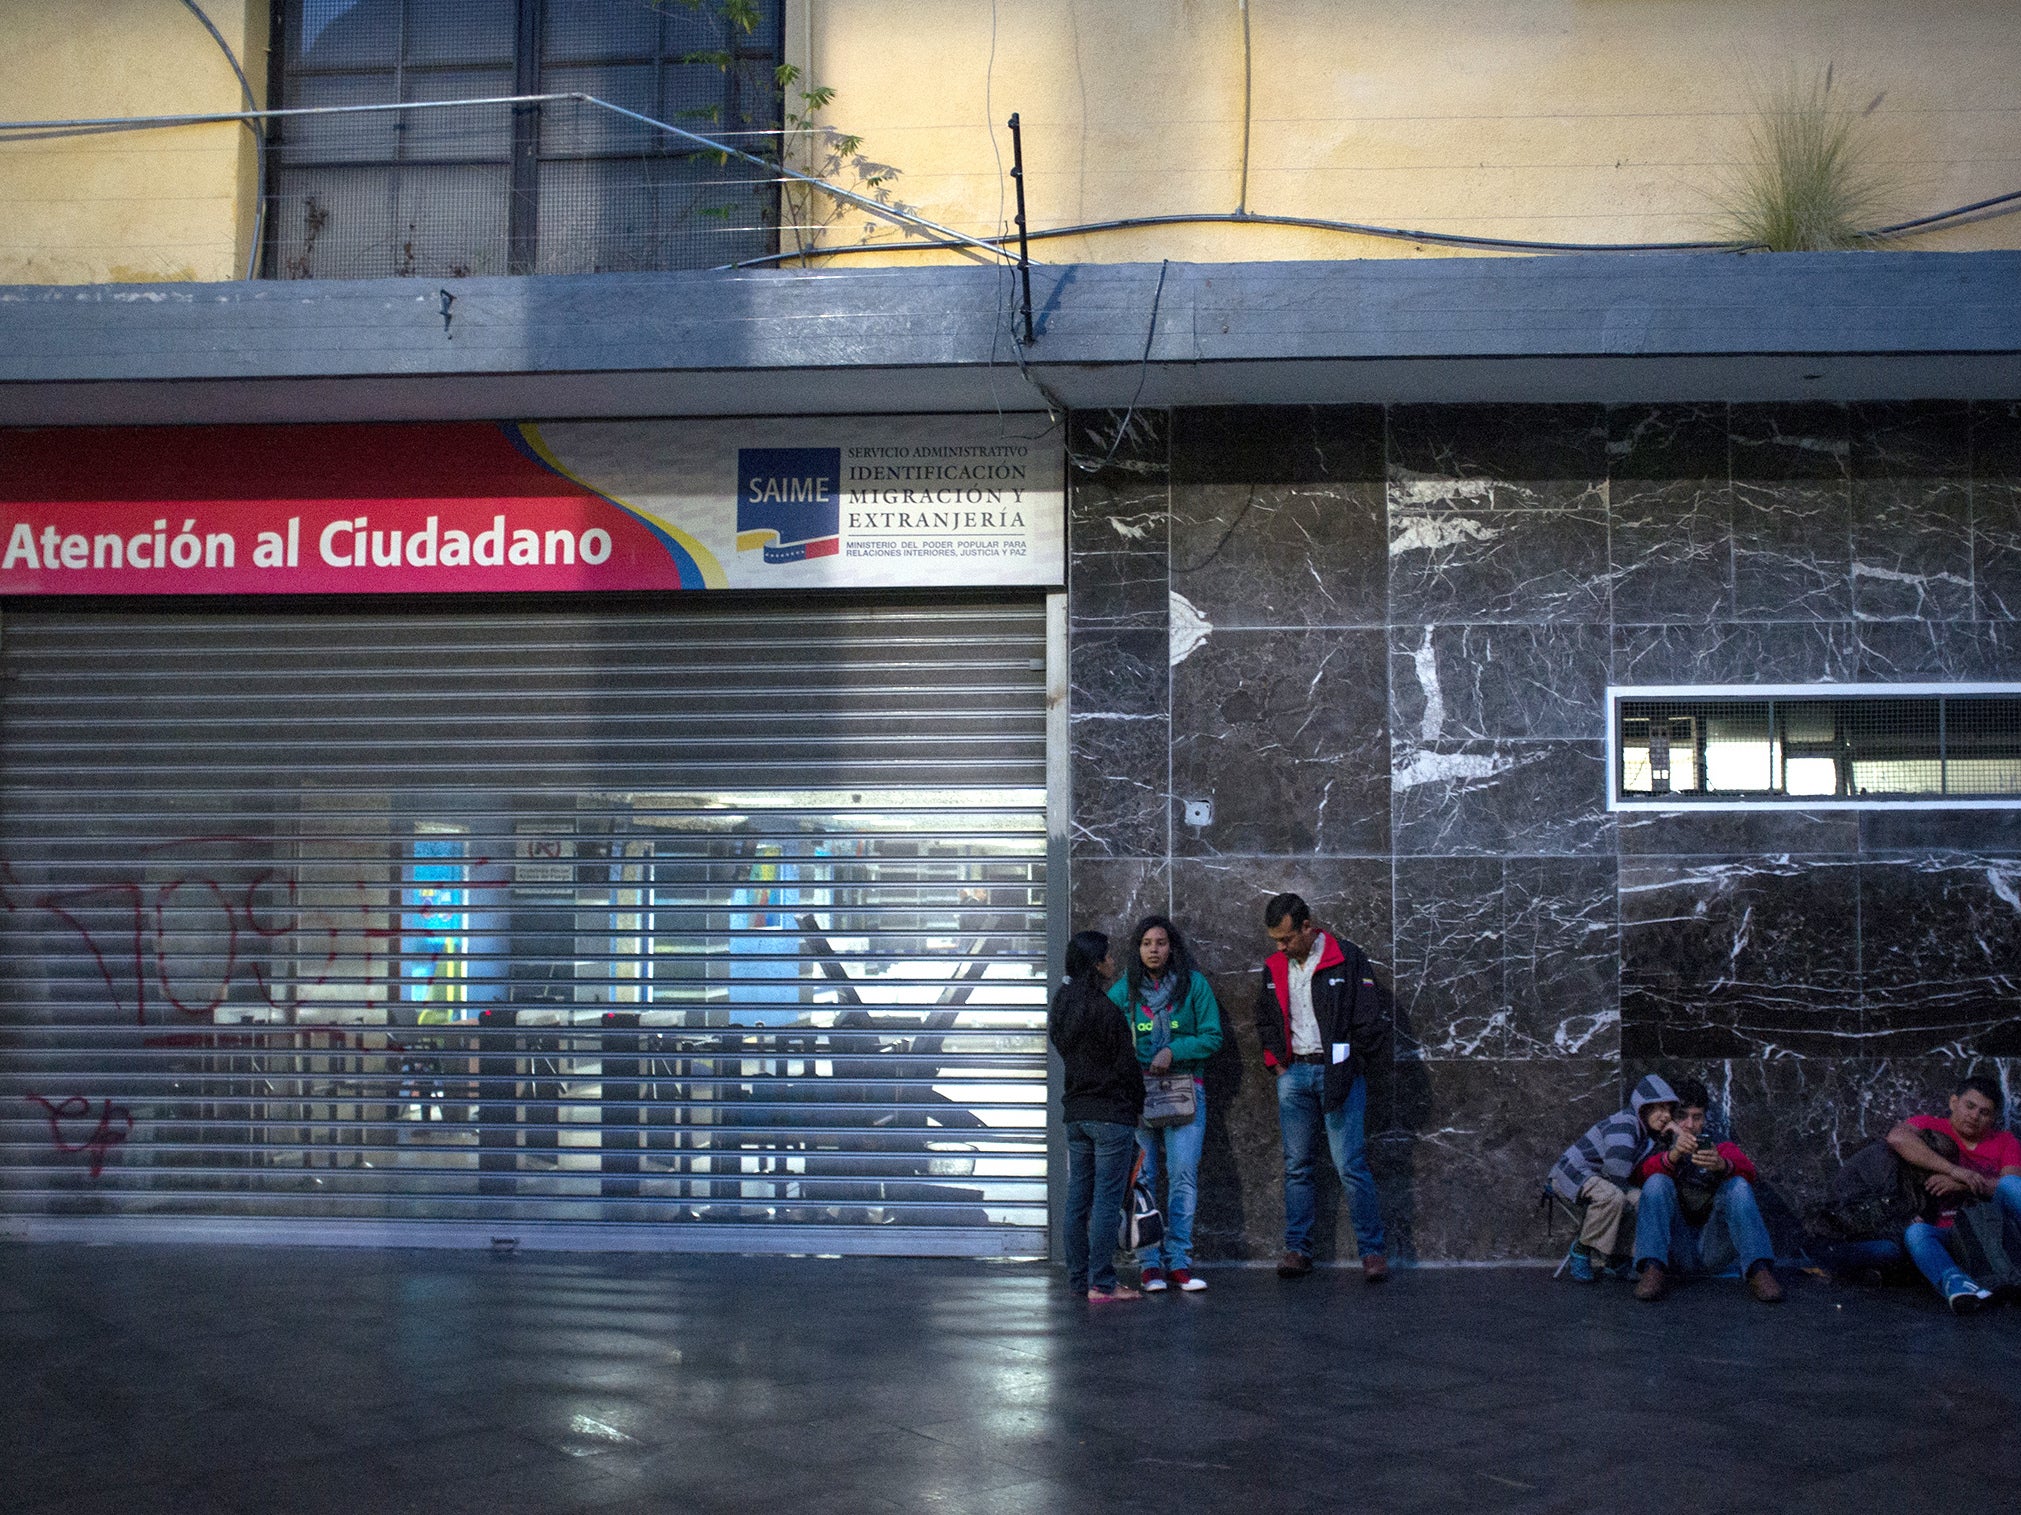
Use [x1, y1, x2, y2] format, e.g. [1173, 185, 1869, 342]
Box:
[1, 1, 2016, 282]
[0, 0, 267, 284]
[793, 0, 2021, 264]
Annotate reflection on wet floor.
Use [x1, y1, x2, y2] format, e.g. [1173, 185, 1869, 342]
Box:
[5, 1246, 2020, 1514]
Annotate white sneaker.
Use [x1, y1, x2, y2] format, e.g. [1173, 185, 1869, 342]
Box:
[1140, 1268, 1168, 1293]
[1172, 1268, 1207, 1292]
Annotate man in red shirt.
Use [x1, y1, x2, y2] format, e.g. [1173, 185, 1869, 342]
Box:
[1628, 1078, 1783, 1303]
[1886, 1074, 2021, 1314]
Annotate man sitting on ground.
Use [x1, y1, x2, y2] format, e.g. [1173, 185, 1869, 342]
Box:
[1547, 1074, 1678, 1282]
[1629, 1078, 1783, 1303]
[1885, 1074, 2021, 1315]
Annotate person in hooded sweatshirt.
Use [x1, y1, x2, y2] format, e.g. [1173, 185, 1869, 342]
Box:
[1049, 929, 1146, 1301]
[1547, 1073, 1679, 1282]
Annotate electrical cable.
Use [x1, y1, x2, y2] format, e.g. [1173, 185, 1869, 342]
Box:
[721, 189, 2021, 268]
[1074, 258, 1169, 474]
[7, 95, 2017, 270]
[174, 0, 267, 279]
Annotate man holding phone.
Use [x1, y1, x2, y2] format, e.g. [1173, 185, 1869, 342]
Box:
[1630, 1077, 1783, 1303]
[1253, 892, 1391, 1283]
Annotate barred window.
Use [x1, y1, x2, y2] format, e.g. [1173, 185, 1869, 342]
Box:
[1609, 688, 2021, 807]
[266, 0, 785, 279]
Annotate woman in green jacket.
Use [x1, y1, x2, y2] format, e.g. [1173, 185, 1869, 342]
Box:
[1108, 913, 1223, 1292]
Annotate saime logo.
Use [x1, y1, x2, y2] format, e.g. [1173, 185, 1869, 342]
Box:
[736, 448, 841, 563]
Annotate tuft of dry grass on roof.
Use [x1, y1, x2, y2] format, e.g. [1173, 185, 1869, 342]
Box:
[1719, 66, 1899, 251]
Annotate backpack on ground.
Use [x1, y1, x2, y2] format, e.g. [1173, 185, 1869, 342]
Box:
[1950, 1198, 2021, 1293]
[1804, 1130, 1959, 1243]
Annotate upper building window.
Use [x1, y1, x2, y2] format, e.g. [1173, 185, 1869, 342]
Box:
[1609, 687, 2021, 808]
[266, 0, 785, 278]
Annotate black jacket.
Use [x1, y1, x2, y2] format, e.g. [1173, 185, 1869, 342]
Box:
[1050, 978, 1145, 1127]
[1252, 931, 1391, 1111]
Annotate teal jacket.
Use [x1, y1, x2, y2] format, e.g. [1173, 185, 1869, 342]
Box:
[1108, 971, 1224, 1076]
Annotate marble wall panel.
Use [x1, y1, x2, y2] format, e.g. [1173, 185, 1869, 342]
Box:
[1375, 1056, 1622, 1261]
[1171, 482, 1387, 630]
[1858, 854, 2021, 1056]
[1066, 857, 1170, 946]
[1067, 410, 1168, 630]
[1393, 858, 1618, 1060]
[1388, 503, 1610, 626]
[1388, 404, 1609, 625]
[1620, 856, 1862, 1058]
[1067, 627, 1165, 717]
[1611, 621, 1859, 686]
[1068, 713, 1168, 858]
[1387, 403, 1609, 504]
[1731, 402, 1852, 621]
[1609, 403, 1732, 626]
[1856, 621, 2021, 680]
[1850, 402, 1974, 623]
[1170, 625, 1389, 856]
[1173, 404, 1386, 486]
[1616, 809, 1860, 857]
[1504, 857, 1621, 1060]
[1391, 739, 1611, 858]
[1860, 810, 2021, 851]
[1392, 858, 1503, 1058]
[1391, 624, 1609, 742]
[1973, 401, 2021, 621]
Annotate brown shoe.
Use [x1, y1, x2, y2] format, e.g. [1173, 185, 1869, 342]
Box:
[1276, 1251, 1313, 1279]
[1634, 1262, 1668, 1302]
[1361, 1253, 1389, 1283]
[1747, 1264, 1785, 1304]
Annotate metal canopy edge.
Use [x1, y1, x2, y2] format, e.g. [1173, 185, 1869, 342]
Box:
[1, 251, 2018, 424]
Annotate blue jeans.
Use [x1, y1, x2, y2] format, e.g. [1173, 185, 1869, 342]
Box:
[1904, 1173, 2021, 1296]
[1136, 1079, 1206, 1271]
[1277, 1065, 1385, 1258]
[1813, 1237, 1906, 1275]
[1063, 1119, 1137, 1291]
[1633, 1172, 1774, 1275]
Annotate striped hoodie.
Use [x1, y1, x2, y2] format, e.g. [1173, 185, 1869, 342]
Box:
[1547, 1074, 1679, 1202]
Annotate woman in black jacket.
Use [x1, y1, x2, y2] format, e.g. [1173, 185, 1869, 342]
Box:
[1050, 929, 1146, 1300]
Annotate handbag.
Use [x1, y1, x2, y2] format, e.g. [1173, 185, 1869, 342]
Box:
[1120, 1148, 1165, 1252]
[1141, 1071, 1197, 1129]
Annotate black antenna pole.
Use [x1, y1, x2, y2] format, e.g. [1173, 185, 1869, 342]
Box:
[1007, 112, 1035, 346]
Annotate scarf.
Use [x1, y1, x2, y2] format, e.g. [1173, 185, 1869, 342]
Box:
[1139, 972, 1176, 1053]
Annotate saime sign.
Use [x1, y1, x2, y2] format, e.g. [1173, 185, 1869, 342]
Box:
[0, 416, 1063, 596]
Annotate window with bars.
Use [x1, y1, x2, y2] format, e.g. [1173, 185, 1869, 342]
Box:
[1609, 687, 2021, 807]
[265, 0, 785, 279]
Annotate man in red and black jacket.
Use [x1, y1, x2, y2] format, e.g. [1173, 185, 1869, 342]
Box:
[1253, 892, 1391, 1282]
[1628, 1076, 1783, 1304]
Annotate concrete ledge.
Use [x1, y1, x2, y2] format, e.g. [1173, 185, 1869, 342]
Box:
[2, 251, 2018, 422]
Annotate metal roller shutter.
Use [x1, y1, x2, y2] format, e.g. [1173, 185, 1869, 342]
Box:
[0, 599, 1051, 1255]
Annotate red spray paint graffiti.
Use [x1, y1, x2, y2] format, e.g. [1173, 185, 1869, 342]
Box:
[26, 1094, 134, 1178]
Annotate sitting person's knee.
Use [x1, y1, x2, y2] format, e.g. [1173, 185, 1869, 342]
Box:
[1641, 1171, 1676, 1200]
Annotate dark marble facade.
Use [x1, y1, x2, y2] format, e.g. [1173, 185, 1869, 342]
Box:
[1066, 401, 2021, 1262]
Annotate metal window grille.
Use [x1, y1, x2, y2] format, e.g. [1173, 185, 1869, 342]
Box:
[265, 0, 785, 278]
[0, 600, 1050, 1255]
[1612, 687, 2021, 807]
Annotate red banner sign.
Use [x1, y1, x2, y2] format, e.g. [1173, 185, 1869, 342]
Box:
[0, 422, 706, 595]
